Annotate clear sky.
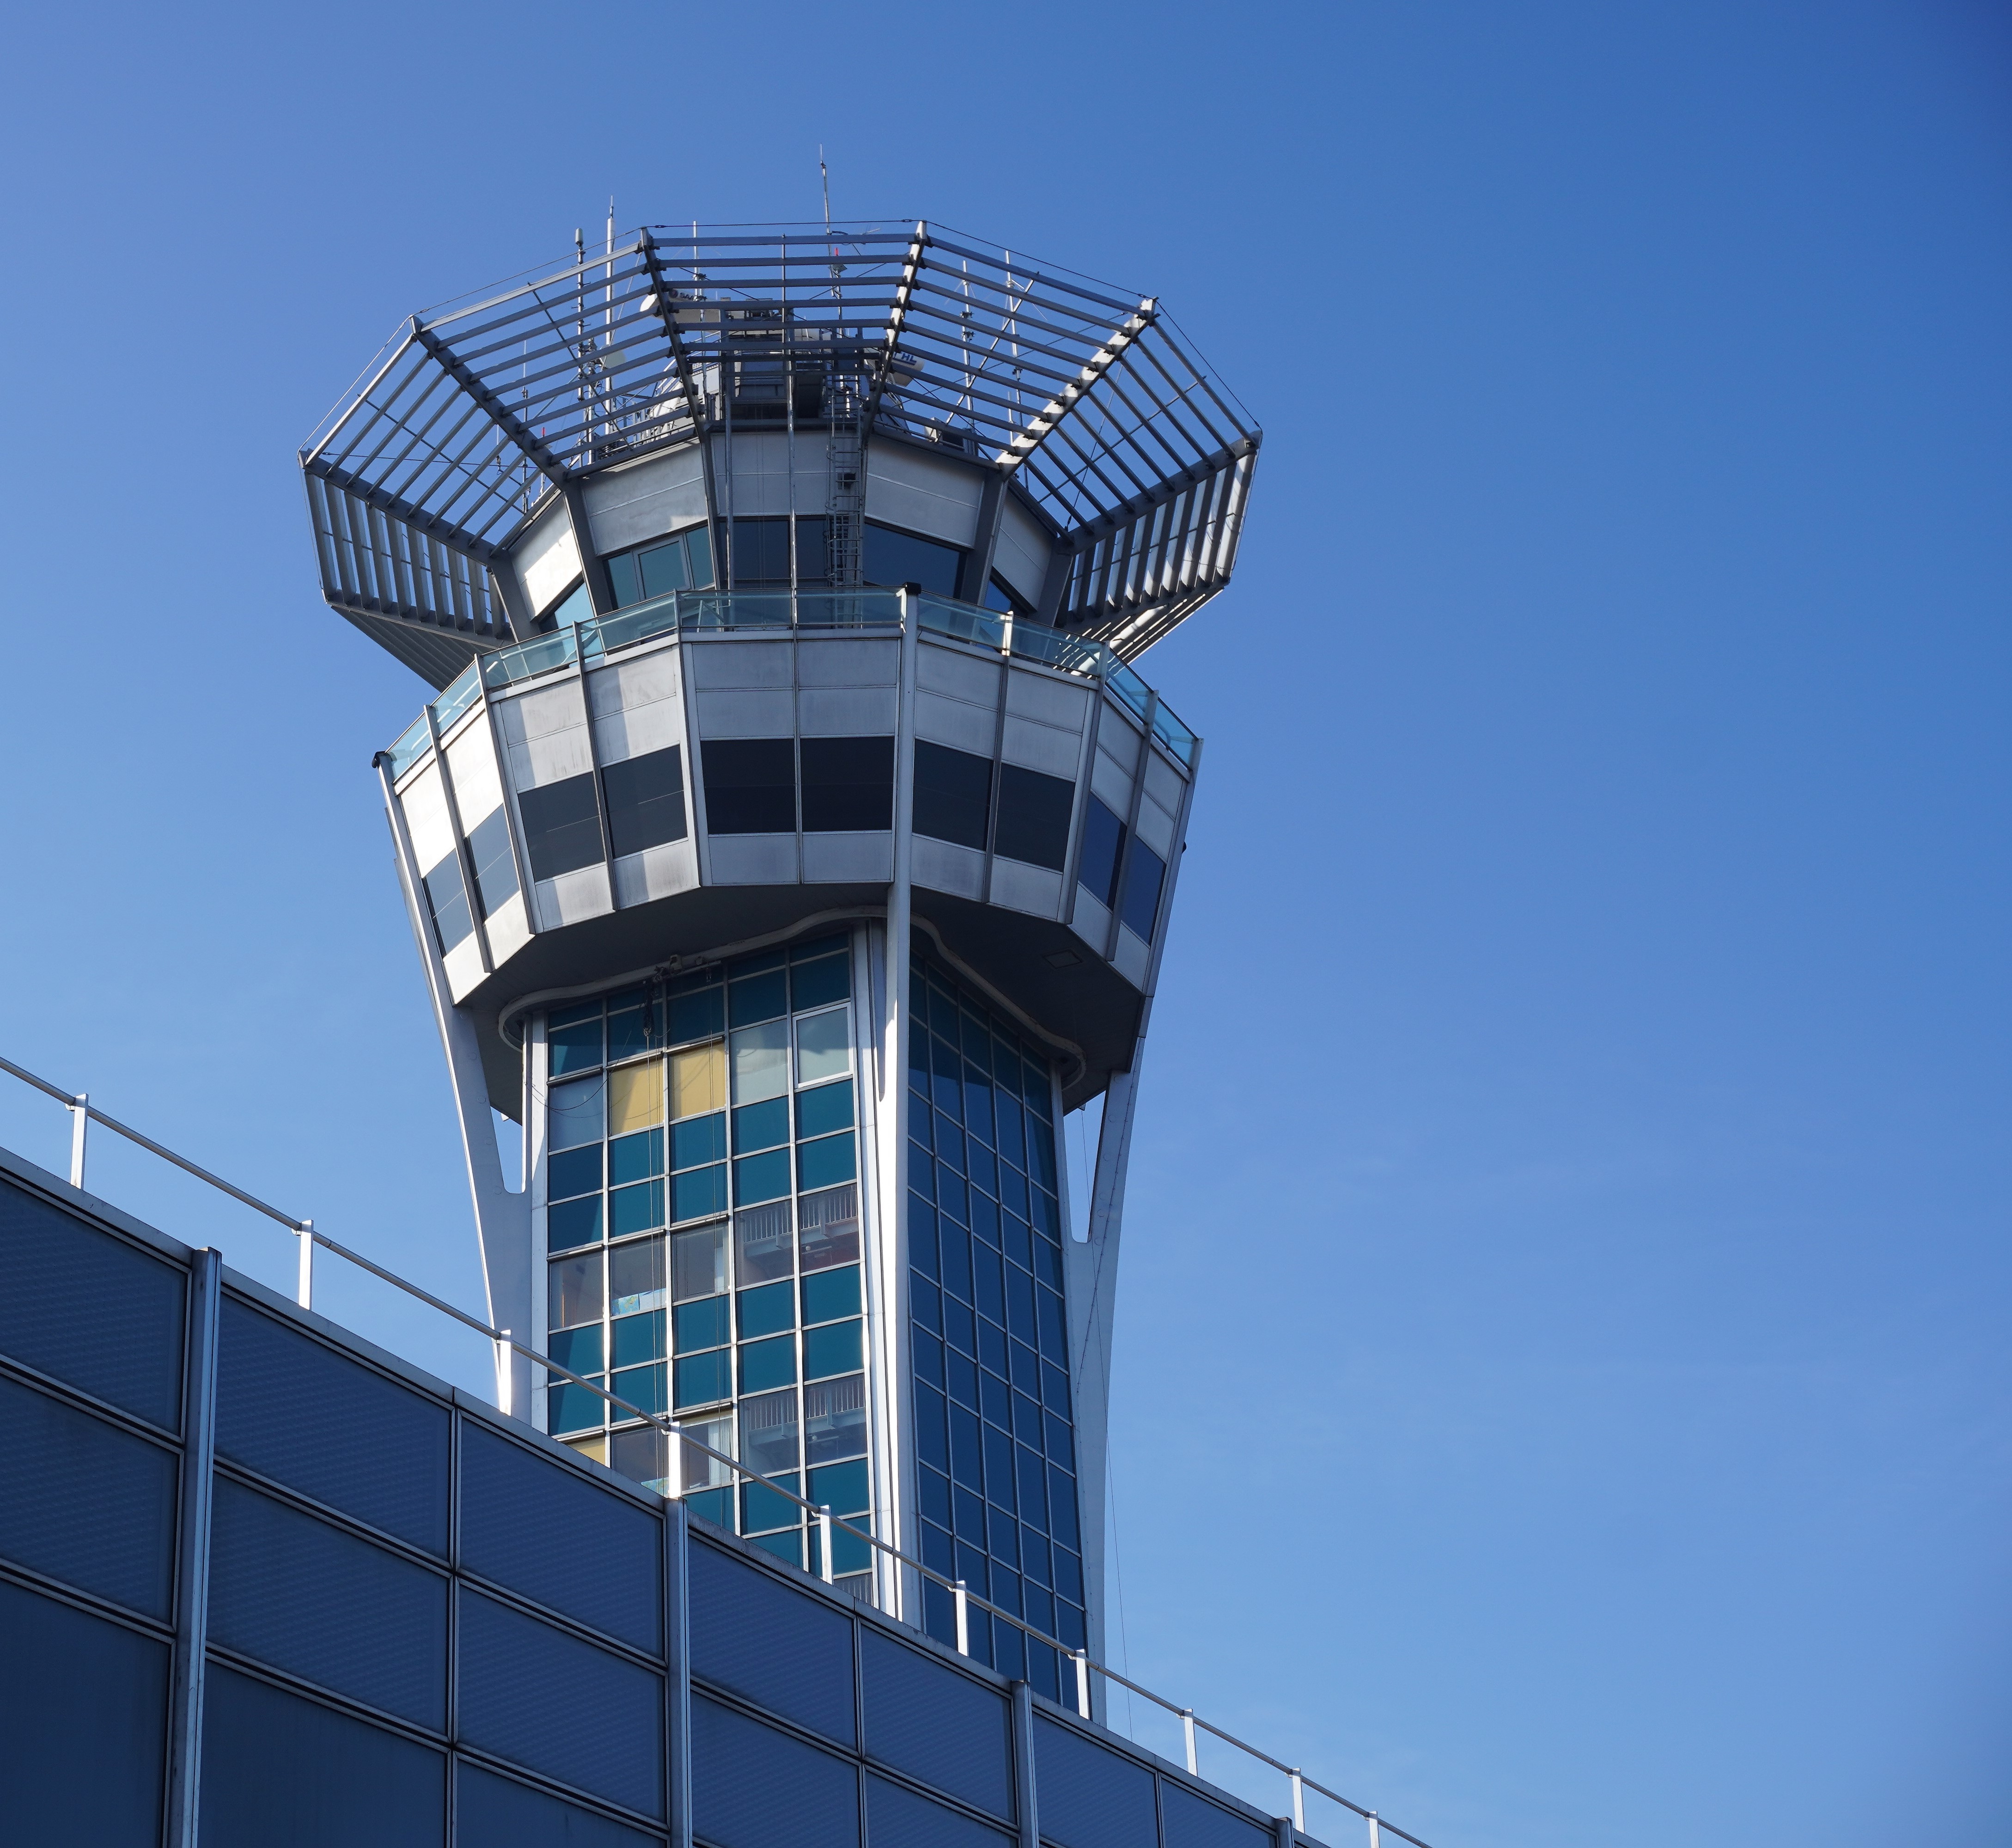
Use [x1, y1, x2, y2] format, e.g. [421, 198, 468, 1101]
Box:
[0, 4, 2006, 1844]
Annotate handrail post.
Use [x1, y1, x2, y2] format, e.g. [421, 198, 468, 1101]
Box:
[1289, 1769, 1305, 1833]
[295, 1220, 314, 1310]
[495, 1330, 513, 1416]
[818, 1505, 835, 1584]
[953, 1579, 969, 1655]
[1073, 1648, 1091, 1720]
[1367, 1813, 1380, 1848]
[1181, 1707, 1197, 1775]
[68, 1093, 88, 1188]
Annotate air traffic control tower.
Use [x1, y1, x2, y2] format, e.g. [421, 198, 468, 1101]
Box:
[302, 221, 1259, 1695]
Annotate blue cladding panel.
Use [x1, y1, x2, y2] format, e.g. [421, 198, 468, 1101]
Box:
[456, 1762, 665, 1847]
[689, 1538, 856, 1748]
[860, 1628, 1013, 1820]
[867, 1773, 1014, 1848]
[207, 1477, 447, 1729]
[0, 1369, 175, 1619]
[459, 1589, 665, 1821]
[0, 1176, 183, 1429]
[199, 1663, 445, 1848]
[216, 1297, 450, 1555]
[0, 1575, 167, 1842]
[1161, 1781, 1278, 1848]
[1032, 1716, 1158, 1848]
[460, 1422, 663, 1654]
[691, 1693, 859, 1848]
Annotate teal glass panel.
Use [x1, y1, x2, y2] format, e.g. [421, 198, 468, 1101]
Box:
[748, 1528, 802, 1566]
[665, 985, 724, 1045]
[607, 550, 643, 607]
[683, 1485, 733, 1530]
[608, 1006, 653, 1064]
[742, 1477, 802, 1536]
[828, 1523, 872, 1576]
[609, 1179, 665, 1238]
[673, 1350, 732, 1408]
[808, 1459, 870, 1514]
[549, 1325, 603, 1373]
[730, 947, 788, 976]
[548, 1017, 603, 1076]
[731, 1098, 789, 1155]
[803, 1320, 862, 1380]
[671, 1113, 726, 1170]
[738, 1335, 797, 1394]
[548, 1379, 605, 1435]
[671, 1164, 727, 1223]
[727, 969, 788, 1026]
[610, 1309, 666, 1368]
[547, 1196, 602, 1252]
[1028, 1125, 1058, 1190]
[792, 931, 850, 962]
[801, 1265, 860, 1326]
[737, 1281, 795, 1340]
[797, 1133, 856, 1192]
[610, 1363, 667, 1417]
[795, 1080, 854, 1140]
[609, 1128, 664, 1185]
[789, 954, 849, 1012]
[674, 1296, 730, 1353]
[550, 999, 602, 1029]
[686, 525, 715, 588]
[638, 538, 689, 599]
[548, 1145, 602, 1201]
[732, 1149, 792, 1207]
[908, 1140, 934, 1198]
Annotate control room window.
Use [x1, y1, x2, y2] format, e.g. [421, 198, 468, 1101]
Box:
[1076, 796, 1125, 908]
[602, 745, 687, 857]
[863, 521, 963, 597]
[799, 736, 893, 832]
[535, 580, 594, 633]
[606, 527, 714, 606]
[912, 740, 992, 851]
[993, 766, 1073, 872]
[1120, 840, 1166, 942]
[518, 773, 604, 881]
[729, 516, 830, 589]
[466, 808, 519, 917]
[701, 738, 796, 834]
[421, 851, 474, 952]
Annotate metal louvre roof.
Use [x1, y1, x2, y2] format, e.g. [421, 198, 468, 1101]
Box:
[301, 221, 1260, 667]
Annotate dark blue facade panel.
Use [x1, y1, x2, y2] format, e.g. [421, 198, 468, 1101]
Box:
[692, 1692, 860, 1848]
[458, 1587, 665, 1822]
[0, 1176, 183, 1430]
[1161, 1780, 1277, 1848]
[216, 1296, 450, 1555]
[0, 1574, 168, 1844]
[866, 1771, 1015, 1848]
[199, 1662, 445, 1848]
[461, 1420, 662, 1656]
[690, 1538, 857, 1750]
[208, 1476, 448, 1730]
[0, 1368, 176, 1620]
[457, 1760, 666, 1847]
[860, 1627, 1013, 1821]
[1033, 1714, 1159, 1848]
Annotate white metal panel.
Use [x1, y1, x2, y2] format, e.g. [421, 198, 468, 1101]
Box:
[594, 645, 683, 711]
[913, 689, 994, 754]
[444, 717, 505, 824]
[1142, 748, 1186, 814]
[916, 640, 997, 704]
[583, 444, 707, 554]
[911, 833, 986, 899]
[1071, 888, 1111, 951]
[1090, 748, 1133, 817]
[1004, 667, 1090, 732]
[1134, 791, 1176, 859]
[444, 932, 487, 1003]
[695, 688, 793, 737]
[690, 641, 793, 687]
[988, 857, 1063, 919]
[612, 839, 700, 906]
[513, 501, 583, 615]
[799, 687, 898, 736]
[713, 431, 827, 517]
[541, 863, 613, 927]
[401, 764, 457, 870]
[1000, 715, 1080, 779]
[485, 889, 532, 963]
[796, 638, 899, 686]
[993, 494, 1052, 604]
[524, 721, 594, 786]
[1112, 927, 1150, 989]
[864, 441, 983, 546]
[1097, 706, 1142, 774]
[589, 657, 684, 763]
[802, 833, 895, 883]
[706, 835, 799, 884]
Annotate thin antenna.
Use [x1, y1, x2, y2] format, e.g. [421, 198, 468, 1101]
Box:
[820, 148, 842, 302]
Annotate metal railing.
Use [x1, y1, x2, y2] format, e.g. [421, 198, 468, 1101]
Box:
[384, 585, 1196, 779]
[0, 1053, 1430, 1848]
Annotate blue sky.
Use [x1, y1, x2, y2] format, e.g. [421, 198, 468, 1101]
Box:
[1, 4, 2006, 1843]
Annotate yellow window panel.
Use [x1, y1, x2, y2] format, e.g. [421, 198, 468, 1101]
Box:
[671, 1041, 726, 1120]
[565, 1434, 609, 1465]
[608, 1061, 665, 1136]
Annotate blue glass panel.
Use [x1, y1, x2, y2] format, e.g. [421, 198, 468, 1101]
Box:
[946, 1348, 978, 1410]
[801, 1264, 860, 1325]
[797, 1132, 856, 1191]
[672, 1165, 727, 1223]
[1032, 1188, 1061, 1240]
[607, 1007, 652, 1064]
[1005, 1264, 1036, 1341]
[733, 1149, 792, 1206]
[1033, 1713, 1156, 1848]
[549, 1325, 603, 1374]
[610, 1310, 665, 1367]
[807, 1457, 869, 1514]
[987, 1501, 1020, 1566]
[610, 1364, 667, 1417]
[732, 1097, 790, 1154]
[689, 1539, 856, 1747]
[908, 1139, 934, 1197]
[547, 1144, 602, 1201]
[937, 1168, 969, 1226]
[730, 947, 788, 976]
[1033, 1235, 1064, 1291]
[969, 1191, 1000, 1247]
[909, 1202, 940, 1282]
[738, 1335, 797, 1393]
[1120, 839, 1166, 941]
[742, 1477, 802, 1535]
[1028, 1123, 1058, 1189]
[963, 1065, 995, 1145]
[548, 1379, 605, 1435]
[1010, 1338, 1039, 1394]
[994, 1089, 1025, 1168]
[691, 1694, 857, 1848]
[930, 1033, 962, 1118]
[949, 1404, 982, 1491]
[683, 1485, 733, 1530]
[912, 1327, 944, 1387]
[792, 930, 851, 962]
[1036, 1286, 1067, 1361]
[803, 1320, 861, 1380]
[791, 954, 850, 1011]
[983, 1424, 1017, 1511]
[860, 1629, 1012, 1820]
[967, 1141, 998, 1200]
[1041, 1360, 1071, 1415]
[868, 1774, 1014, 1848]
[1017, 1446, 1049, 1529]
[1049, 1469, 1080, 1548]
[728, 969, 789, 1026]
[1012, 1388, 1042, 1442]
[550, 1000, 601, 1029]
[548, 1017, 604, 1076]
[610, 1179, 665, 1238]
[674, 1350, 732, 1408]
[675, 1296, 730, 1352]
[547, 1196, 602, 1252]
[939, 1224, 973, 1302]
[919, 1464, 951, 1527]
[1076, 796, 1125, 908]
[972, 1247, 1004, 1321]
[1162, 1781, 1278, 1848]
[796, 1079, 854, 1139]
[608, 1128, 663, 1185]
[1022, 1530, 1052, 1589]
[913, 1383, 948, 1473]
[934, 1114, 965, 1174]
[997, 1162, 1029, 1218]
[1045, 1412, 1075, 1469]
[977, 1316, 1008, 1375]
[954, 1485, 985, 1539]
[671, 1112, 727, 1169]
[942, 1297, 976, 1357]
[738, 1280, 795, 1339]
[666, 984, 724, 1044]
[910, 1275, 941, 1335]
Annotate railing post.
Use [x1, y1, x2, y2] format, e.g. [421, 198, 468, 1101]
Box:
[295, 1220, 314, 1310]
[1367, 1812, 1381, 1848]
[818, 1505, 835, 1585]
[1181, 1708, 1197, 1775]
[954, 1579, 969, 1655]
[1290, 1769, 1305, 1833]
[495, 1330, 513, 1417]
[68, 1092, 88, 1188]
[165, 1247, 221, 1848]
[1073, 1648, 1091, 1720]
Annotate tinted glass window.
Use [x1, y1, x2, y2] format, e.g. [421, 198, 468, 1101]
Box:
[421, 853, 473, 951]
[466, 808, 519, 917]
[800, 735, 894, 832]
[1077, 796, 1125, 907]
[702, 739, 796, 834]
[732, 517, 793, 586]
[863, 522, 963, 596]
[1120, 839, 1166, 941]
[604, 744, 687, 857]
[994, 764, 1073, 871]
[913, 741, 991, 850]
[519, 773, 604, 881]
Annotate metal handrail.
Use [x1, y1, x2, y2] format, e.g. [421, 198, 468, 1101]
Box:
[0, 1053, 1433, 1848]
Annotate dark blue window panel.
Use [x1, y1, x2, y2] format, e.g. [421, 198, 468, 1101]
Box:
[1006, 1264, 1037, 1342]
[797, 1079, 854, 1140]
[671, 1112, 728, 1170]
[940, 1223, 973, 1302]
[743, 1478, 802, 1538]
[808, 1457, 870, 1514]
[549, 1014, 604, 1076]
[689, 1538, 857, 1747]
[732, 1096, 791, 1154]
[1053, 1546, 1084, 1604]
[549, 1378, 606, 1434]
[738, 1280, 795, 1339]
[908, 1138, 935, 1197]
[200, 1663, 443, 1848]
[468, 807, 521, 918]
[672, 1164, 728, 1223]
[914, 1382, 949, 1473]
[0, 1370, 174, 1618]
[800, 1132, 858, 1191]
[675, 1296, 731, 1352]
[950, 1404, 983, 1491]
[612, 1309, 667, 1368]
[521, 772, 604, 881]
[422, 851, 474, 950]
[459, 1589, 665, 1821]
[1076, 796, 1126, 908]
[604, 743, 689, 857]
[728, 967, 790, 1026]
[860, 1628, 1012, 1819]
[864, 520, 963, 596]
[791, 952, 852, 1009]
[913, 740, 992, 850]
[803, 1264, 861, 1325]
[666, 982, 725, 1045]
[610, 1180, 665, 1238]
[1162, 1781, 1278, 1848]
[733, 1148, 793, 1206]
[457, 1761, 664, 1847]
[973, 1246, 1004, 1322]
[207, 1477, 445, 1728]
[549, 1195, 604, 1252]
[805, 1319, 862, 1380]
[612, 1363, 668, 1415]
[1036, 1287, 1066, 1361]
[675, 1350, 732, 1408]
[610, 1127, 665, 1185]
[983, 1424, 1017, 1511]
[549, 1143, 602, 1200]
[1032, 1715, 1157, 1848]
[943, 1297, 976, 1357]
[216, 1298, 449, 1555]
[0, 1178, 183, 1430]
[1120, 839, 1167, 941]
[867, 1773, 1013, 1848]
[460, 1422, 663, 1654]
[793, 930, 851, 962]
[738, 1334, 797, 1393]
[0, 1575, 167, 1842]
[692, 1694, 859, 1848]
[1049, 1468, 1080, 1549]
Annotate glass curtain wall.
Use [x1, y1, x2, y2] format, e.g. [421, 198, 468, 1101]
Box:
[906, 952, 1083, 1696]
[539, 931, 875, 1594]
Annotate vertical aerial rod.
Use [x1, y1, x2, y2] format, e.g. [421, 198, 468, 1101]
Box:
[165, 1247, 221, 1848]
